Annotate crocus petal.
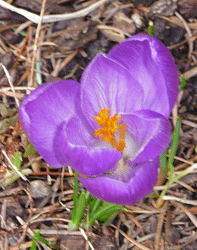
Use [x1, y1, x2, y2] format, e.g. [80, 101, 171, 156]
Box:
[19, 80, 88, 168]
[128, 34, 179, 112]
[78, 157, 159, 205]
[109, 34, 179, 118]
[81, 53, 144, 129]
[65, 116, 94, 147]
[58, 120, 122, 176]
[121, 110, 171, 162]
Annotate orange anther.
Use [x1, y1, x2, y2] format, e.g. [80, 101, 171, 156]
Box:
[94, 108, 126, 153]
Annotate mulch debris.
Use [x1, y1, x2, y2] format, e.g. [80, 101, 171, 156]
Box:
[0, 0, 197, 249]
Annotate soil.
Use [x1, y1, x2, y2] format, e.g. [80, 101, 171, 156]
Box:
[0, 0, 197, 250]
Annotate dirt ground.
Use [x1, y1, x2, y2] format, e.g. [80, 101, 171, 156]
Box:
[0, 0, 197, 249]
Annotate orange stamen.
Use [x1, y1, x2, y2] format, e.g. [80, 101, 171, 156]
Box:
[94, 108, 126, 153]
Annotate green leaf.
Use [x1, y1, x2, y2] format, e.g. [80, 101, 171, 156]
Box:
[148, 21, 154, 36]
[36, 61, 42, 85]
[160, 149, 167, 170]
[30, 240, 37, 250]
[157, 117, 182, 207]
[71, 171, 79, 222]
[73, 171, 78, 207]
[179, 75, 187, 90]
[69, 192, 86, 230]
[32, 229, 58, 249]
[12, 152, 22, 170]
[98, 203, 126, 222]
[1, 168, 32, 188]
[157, 149, 168, 185]
[85, 190, 92, 206]
[23, 144, 37, 157]
[34, 230, 48, 245]
[74, 192, 86, 226]
[0, 21, 27, 36]
[168, 117, 181, 168]
[90, 198, 103, 217]
[88, 203, 126, 228]
[83, 197, 103, 229]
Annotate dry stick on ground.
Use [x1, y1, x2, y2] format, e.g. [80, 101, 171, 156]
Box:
[175, 11, 193, 59]
[154, 201, 168, 250]
[1, 149, 28, 181]
[14, 26, 31, 68]
[0, 89, 23, 98]
[170, 201, 197, 228]
[182, 66, 197, 80]
[0, 201, 8, 250]
[170, 234, 197, 250]
[157, 15, 197, 30]
[163, 196, 197, 206]
[16, 187, 34, 247]
[0, 0, 109, 23]
[29, 0, 48, 87]
[110, 224, 152, 250]
[167, 34, 197, 50]
[0, 64, 20, 107]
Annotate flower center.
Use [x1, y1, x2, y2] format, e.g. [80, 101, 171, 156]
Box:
[94, 108, 126, 154]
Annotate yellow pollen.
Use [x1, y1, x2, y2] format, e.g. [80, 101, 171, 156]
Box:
[94, 108, 126, 153]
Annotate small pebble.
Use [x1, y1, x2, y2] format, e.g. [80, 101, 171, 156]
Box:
[28, 180, 52, 198]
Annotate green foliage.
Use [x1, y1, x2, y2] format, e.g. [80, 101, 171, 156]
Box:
[157, 118, 182, 207]
[0, 21, 27, 36]
[158, 149, 168, 184]
[1, 152, 32, 188]
[179, 75, 187, 90]
[13, 152, 22, 169]
[23, 144, 37, 157]
[68, 172, 127, 230]
[148, 21, 154, 36]
[30, 229, 58, 250]
[72, 191, 86, 228]
[168, 117, 181, 172]
[36, 61, 42, 85]
[87, 202, 126, 229]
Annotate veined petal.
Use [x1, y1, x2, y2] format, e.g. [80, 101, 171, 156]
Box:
[81, 53, 144, 129]
[19, 80, 86, 168]
[58, 118, 122, 176]
[109, 34, 179, 117]
[78, 158, 159, 205]
[121, 110, 171, 162]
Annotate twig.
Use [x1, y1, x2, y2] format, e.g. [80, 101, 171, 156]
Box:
[79, 228, 95, 250]
[175, 11, 193, 58]
[0, 63, 20, 107]
[0, 0, 109, 24]
[157, 15, 197, 30]
[110, 224, 152, 250]
[154, 202, 168, 250]
[163, 196, 197, 206]
[1, 149, 28, 182]
[29, 0, 47, 87]
[182, 66, 197, 80]
[170, 201, 197, 228]
[0, 89, 24, 98]
[182, 119, 197, 128]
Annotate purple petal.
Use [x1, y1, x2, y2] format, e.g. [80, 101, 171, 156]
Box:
[121, 110, 171, 162]
[109, 34, 179, 117]
[78, 157, 159, 205]
[81, 53, 144, 129]
[58, 118, 122, 175]
[19, 80, 88, 168]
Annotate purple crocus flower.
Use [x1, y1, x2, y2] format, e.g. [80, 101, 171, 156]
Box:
[19, 34, 179, 205]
